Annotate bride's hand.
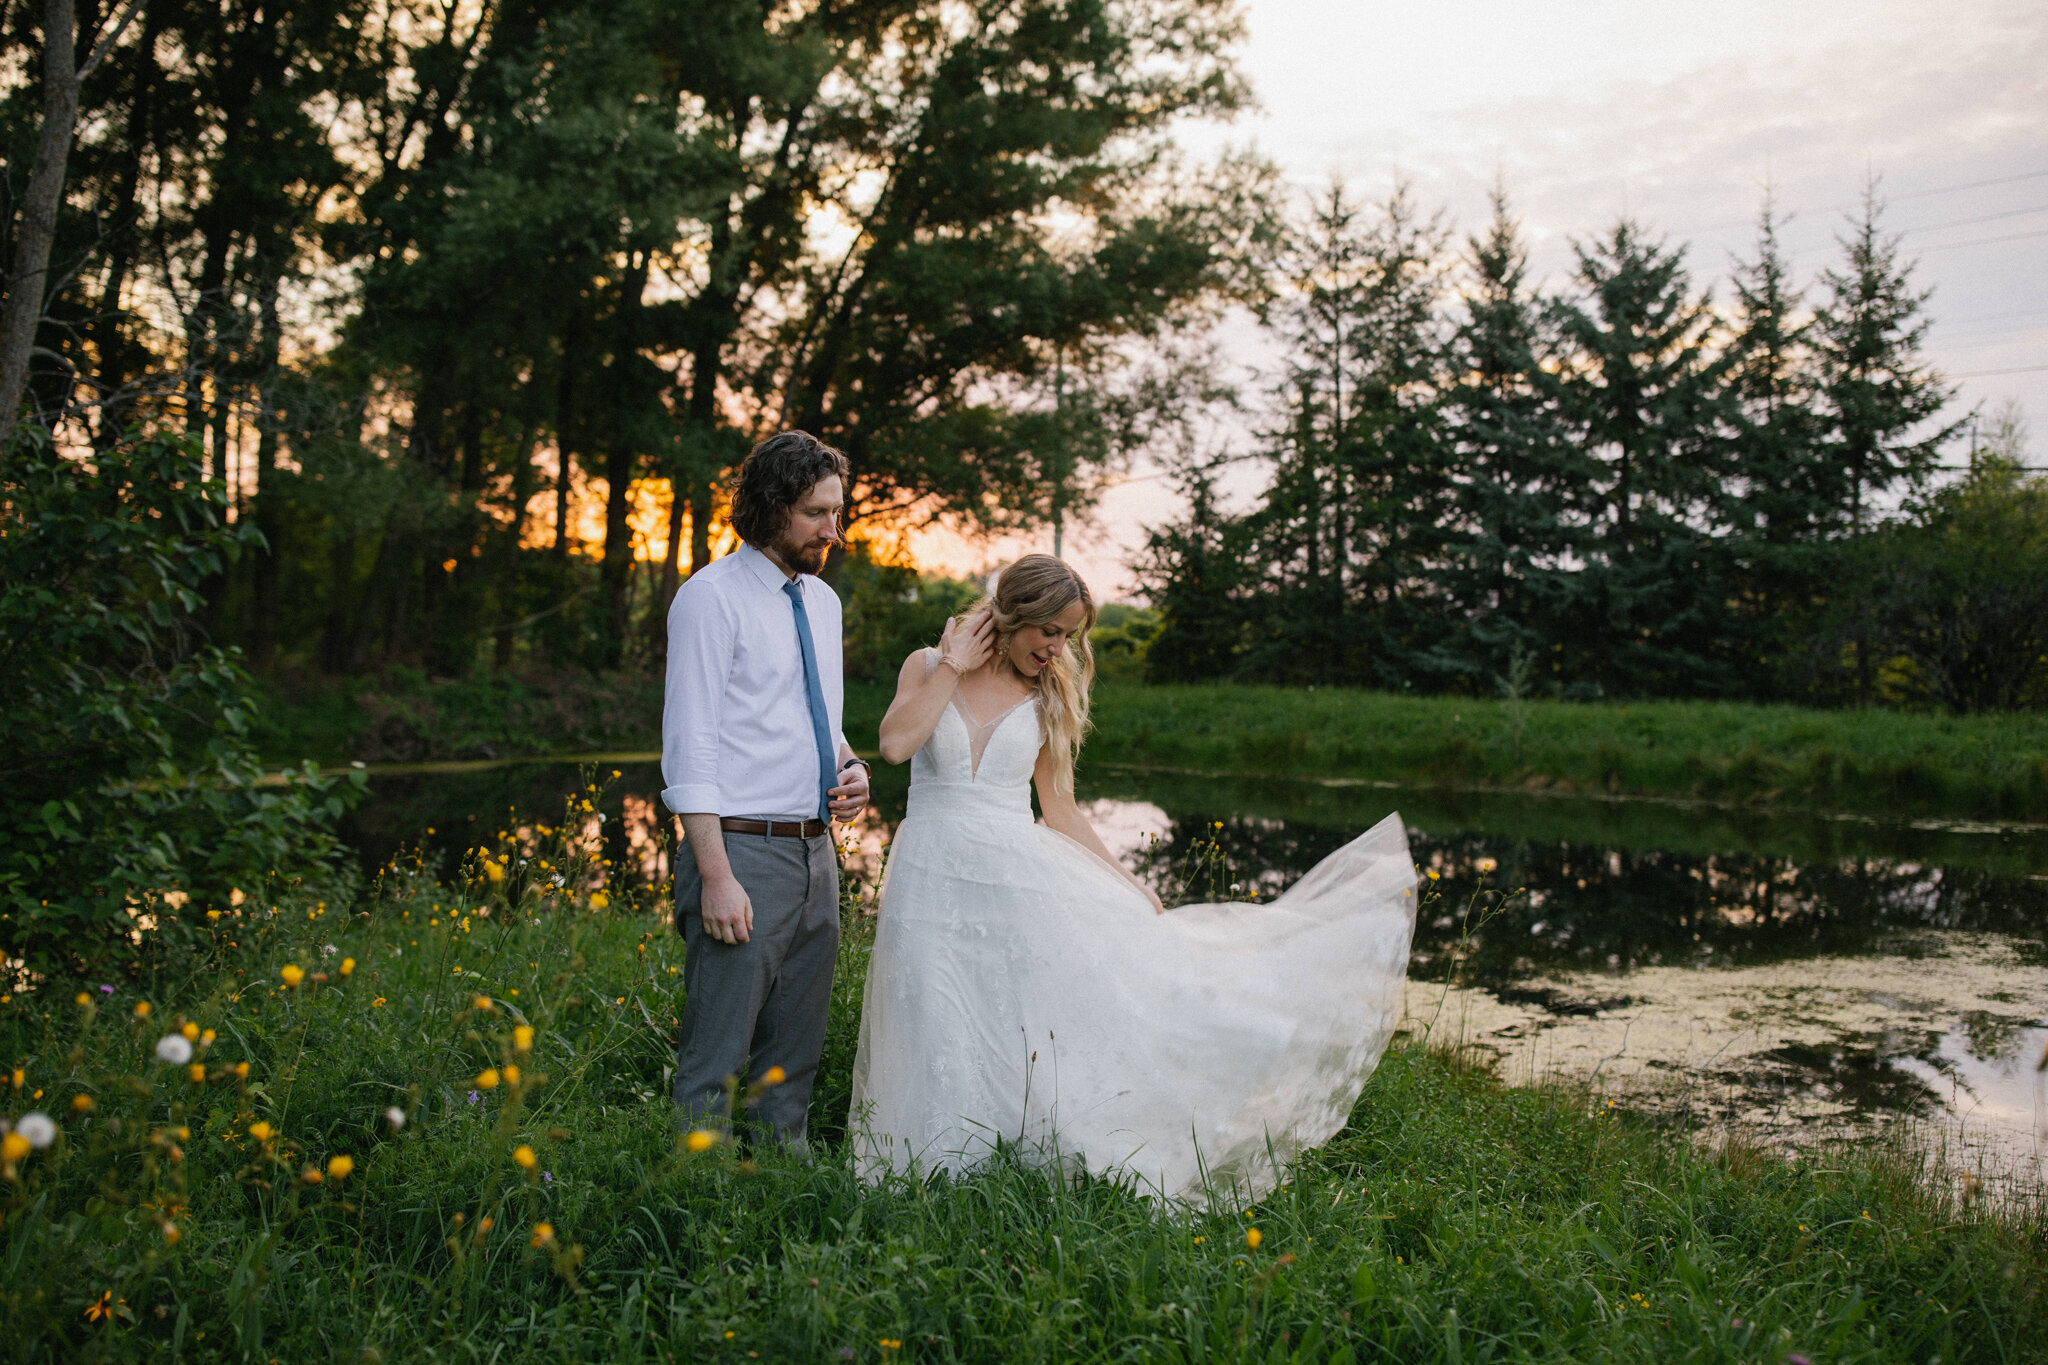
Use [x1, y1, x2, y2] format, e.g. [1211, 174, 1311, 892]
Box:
[939, 608, 996, 675]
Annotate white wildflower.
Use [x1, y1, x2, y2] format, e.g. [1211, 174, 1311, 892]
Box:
[15, 1112, 56, 1148]
[384, 1107, 407, 1130]
[321, 944, 338, 957]
[154, 1034, 194, 1065]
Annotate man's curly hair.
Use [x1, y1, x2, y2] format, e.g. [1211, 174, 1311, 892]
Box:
[728, 431, 850, 548]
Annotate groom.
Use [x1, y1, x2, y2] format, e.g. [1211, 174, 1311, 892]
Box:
[661, 430, 870, 1145]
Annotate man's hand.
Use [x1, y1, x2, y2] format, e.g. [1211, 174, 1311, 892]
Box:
[828, 760, 871, 821]
[700, 872, 754, 945]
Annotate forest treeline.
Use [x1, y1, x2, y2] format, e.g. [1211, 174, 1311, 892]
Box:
[1141, 184, 2048, 712]
[2, 0, 1258, 673]
[3, 0, 2043, 717]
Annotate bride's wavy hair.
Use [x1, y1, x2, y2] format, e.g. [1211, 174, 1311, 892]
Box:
[969, 554, 1097, 794]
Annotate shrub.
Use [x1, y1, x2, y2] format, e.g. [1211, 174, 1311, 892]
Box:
[0, 430, 358, 983]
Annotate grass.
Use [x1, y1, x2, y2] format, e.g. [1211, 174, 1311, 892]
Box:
[255, 671, 2048, 823]
[3, 784, 2043, 1362]
[1074, 682, 2048, 824]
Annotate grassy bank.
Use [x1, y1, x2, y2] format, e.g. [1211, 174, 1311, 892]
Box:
[1081, 683, 2048, 823]
[2, 799, 2041, 1361]
[256, 672, 2048, 824]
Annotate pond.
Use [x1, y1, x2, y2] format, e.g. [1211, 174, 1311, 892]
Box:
[337, 753, 2048, 1196]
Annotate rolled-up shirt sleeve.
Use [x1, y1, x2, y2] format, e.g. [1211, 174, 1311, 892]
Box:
[661, 582, 732, 814]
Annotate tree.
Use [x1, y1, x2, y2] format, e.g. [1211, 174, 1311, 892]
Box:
[0, 0, 142, 450]
[1438, 187, 1583, 686]
[1859, 457, 2048, 712]
[1811, 183, 1961, 701]
[1550, 218, 1737, 696]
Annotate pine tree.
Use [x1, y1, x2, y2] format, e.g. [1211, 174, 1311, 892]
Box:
[1812, 183, 1959, 533]
[1551, 218, 1735, 695]
[1439, 187, 1582, 686]
[1722, 191, 1831, 692]
[1811, 182, 1962, 701]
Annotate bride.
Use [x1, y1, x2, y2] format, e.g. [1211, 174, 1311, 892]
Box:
[849, 555, 1417, 1203]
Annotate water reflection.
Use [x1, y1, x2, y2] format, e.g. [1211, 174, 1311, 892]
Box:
[335, 756, 2048, 1188]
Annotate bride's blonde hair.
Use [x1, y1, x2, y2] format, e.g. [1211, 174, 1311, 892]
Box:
[968, 554, 1096, 793]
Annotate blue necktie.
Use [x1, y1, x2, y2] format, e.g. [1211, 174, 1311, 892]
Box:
[783, 581, 836, 824]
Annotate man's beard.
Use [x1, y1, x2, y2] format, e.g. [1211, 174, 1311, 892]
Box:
[774, 528, 832, 576]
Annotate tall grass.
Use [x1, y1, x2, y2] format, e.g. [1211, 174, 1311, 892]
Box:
[1070, 682, 2048, 823]
[5, 793, 2041, 1362]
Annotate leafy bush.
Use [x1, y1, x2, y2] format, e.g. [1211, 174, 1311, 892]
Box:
[0, 430, 358, 983]
[837, 550, 982, 683]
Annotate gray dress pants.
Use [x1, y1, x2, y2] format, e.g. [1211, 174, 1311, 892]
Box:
[672, 827, 839, 1143]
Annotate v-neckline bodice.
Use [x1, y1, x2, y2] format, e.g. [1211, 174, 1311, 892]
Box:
[947, 694, 1036, 779]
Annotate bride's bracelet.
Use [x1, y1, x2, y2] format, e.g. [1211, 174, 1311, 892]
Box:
[936, 653, 967, 676]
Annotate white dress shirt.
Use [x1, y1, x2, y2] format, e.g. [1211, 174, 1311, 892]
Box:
[661, 542, 850, 819]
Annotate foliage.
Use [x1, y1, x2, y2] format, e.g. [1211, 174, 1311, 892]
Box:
[1140, 181, 2009, 709]
[4, 0, 1261, 678]
[0, 819, 2040, 1361]
[0, 431, 358, 983]
[1852, 457, 2048, 713]
[837, 552, 984, 685]
[1090, 603, 1162, 682]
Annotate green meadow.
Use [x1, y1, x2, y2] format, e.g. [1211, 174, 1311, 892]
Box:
[258, 674, 2048, 824]
[2, 781, 2041, 1362]
[1075, 683, 2048, 823]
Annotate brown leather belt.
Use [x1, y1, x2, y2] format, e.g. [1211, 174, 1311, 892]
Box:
[719, 816, 828, 839]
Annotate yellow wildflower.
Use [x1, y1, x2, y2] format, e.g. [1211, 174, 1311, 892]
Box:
[2, 1132, 29, 1163]
[328, 1154, 354, 1180]
[513, 1025, 534, 1052]
[686, 1130, 717, 1153]
[234, 1062, 250, 1078]
[180, 1021, 200, 1041]
[279, 965, 304, 987]
[248, 1121, 274, 1141]
[74, 992, 90, 1007]
[476, 1068, 500, 1089]
[339, 958, 355, 977]
[71, 1094, 94, 1113]
[762, 1066, 787, 1086]
[1245, 1227, 1262, 1249]
[134, 1001, 152, 1017]
[503, 1065, 521, 1085]
[474, 995, 494, 1012]
[513, 1144, 537, 1169]
[187, 1063, 206, 1084]
[531, 1222, 555, 1248]
[589, 892, 609, 911]
[162, 1223, 180, 1245]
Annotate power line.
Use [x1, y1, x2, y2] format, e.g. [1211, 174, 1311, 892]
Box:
[1903, 202, 2048, 235]
[1891, 168, 2048, 202]
[1916, 226, 2048, 253]
[1949, 364, 2048, 378]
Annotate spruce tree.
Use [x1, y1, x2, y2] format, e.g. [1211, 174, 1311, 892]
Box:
[1811, 183, 1961, 701]
[1440, 188, 1581, 686]
[1552, 218, 1735, 695]
[1722, 192, 1830, 692]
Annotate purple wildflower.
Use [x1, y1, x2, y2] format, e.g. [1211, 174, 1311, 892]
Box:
[467, 1090, 481, 1105]
[543, 1171, 554, 1184]
[99, 985, 115, 995]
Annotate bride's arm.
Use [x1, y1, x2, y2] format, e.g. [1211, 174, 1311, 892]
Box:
[1034, 746, 1166, 914]
[876, 609, 995, 764]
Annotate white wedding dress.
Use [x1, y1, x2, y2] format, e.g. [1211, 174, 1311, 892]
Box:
[850, 653, 1418, 1204]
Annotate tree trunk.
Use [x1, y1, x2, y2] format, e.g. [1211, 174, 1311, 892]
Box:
[89, 0, 158, 447]
[599, 257, 650, 669]
[554, 306, 579, 557]
[249, 275, 284, 669]
[0, 0, 81, 452]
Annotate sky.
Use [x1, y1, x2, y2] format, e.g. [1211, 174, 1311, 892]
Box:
[909, 0, 2048, 600]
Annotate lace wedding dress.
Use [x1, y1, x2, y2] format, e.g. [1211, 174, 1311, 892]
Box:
[850, 652, 1418, 1204]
